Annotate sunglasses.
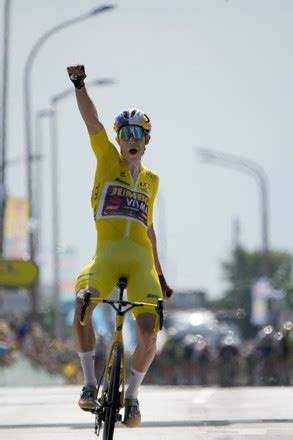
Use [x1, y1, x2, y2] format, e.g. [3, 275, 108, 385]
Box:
[118, 126, 146, 141]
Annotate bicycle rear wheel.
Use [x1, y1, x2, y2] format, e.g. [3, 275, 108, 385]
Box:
[103, 343, 122, 440]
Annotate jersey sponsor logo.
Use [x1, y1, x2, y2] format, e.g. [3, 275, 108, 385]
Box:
[93, 184, 100, 201]
[115, 177, 130, 186]
[96, 182, 150, 226]
[146, 293, 159, 299]
[138, 181, 150, 192]
[146, 171, 154, 180]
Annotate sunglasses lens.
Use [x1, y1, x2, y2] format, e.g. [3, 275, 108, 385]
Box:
[132, 126, 144, 139]
[118, 126, 145, 140]
[118, 126, 130, 140]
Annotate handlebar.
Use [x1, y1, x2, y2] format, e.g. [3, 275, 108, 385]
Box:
[80, 292, 164, 330]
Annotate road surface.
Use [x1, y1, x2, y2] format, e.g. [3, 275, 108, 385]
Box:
[1, 385, 293, 439]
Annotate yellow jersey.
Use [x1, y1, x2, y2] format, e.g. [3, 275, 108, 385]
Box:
[90, 128, 159, 247]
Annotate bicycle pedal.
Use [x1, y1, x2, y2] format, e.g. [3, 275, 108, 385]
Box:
[90, 402, 102, 415]
[81, 407, 94, 413]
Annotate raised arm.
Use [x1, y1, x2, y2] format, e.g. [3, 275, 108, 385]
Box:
[67, 65, 103, 135]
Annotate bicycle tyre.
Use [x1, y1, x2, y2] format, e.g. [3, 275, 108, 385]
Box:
[103, 343, 122, 440]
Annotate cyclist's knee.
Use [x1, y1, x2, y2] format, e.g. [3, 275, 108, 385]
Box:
[136, 314, 157, 345]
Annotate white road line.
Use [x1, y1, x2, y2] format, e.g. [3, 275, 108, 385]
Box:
[192, 388, 215, 405]
[206, 429, 267, 436]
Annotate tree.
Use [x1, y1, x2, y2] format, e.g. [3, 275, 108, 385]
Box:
[216, 246, 291, 338]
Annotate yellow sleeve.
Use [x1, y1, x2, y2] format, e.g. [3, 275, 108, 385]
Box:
[89, 128, 119, 164]
[148, 174, 159, 227]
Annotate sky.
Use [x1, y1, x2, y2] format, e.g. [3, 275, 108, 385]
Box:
[1, 0, 293, 299]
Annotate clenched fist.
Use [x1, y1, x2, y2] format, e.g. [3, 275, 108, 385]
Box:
[67, 65, 86, 89]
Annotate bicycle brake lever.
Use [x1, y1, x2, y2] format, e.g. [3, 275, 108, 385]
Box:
[80, 291, 92, 324]
[156, 298, 164, 330]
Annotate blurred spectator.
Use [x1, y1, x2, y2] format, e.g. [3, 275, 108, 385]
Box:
[0, 319, 17, 367]
[278, 321, 292, 385]
[251, 325, 280, 385]
[216, 332, 241, 386]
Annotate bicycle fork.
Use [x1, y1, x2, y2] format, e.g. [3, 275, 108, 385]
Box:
[96, 314, 126, 433]
[107, 313, 126, 409]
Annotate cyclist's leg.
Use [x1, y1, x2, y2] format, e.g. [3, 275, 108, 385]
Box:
[73, 286, 99, 353]
[123, 313, 158, 426]
[74, 256, 117, 410]
[124, 250, 162, 426]
[127, 244, 162, 376]
[74, 285, 100, 410]
[132, 313, 157, 372]
[74, 253, 118, 348]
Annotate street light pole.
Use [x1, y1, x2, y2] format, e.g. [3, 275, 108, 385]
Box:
[0, 0, 11, 255]
[48, 104, 61, 337]
[197, 147, 270, 276]
[24, 5, 116, 262]
[34, 109, 53, 263]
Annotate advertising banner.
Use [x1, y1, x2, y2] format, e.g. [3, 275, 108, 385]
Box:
[4, 198, 29, 259]
[251, 277, 284, 326]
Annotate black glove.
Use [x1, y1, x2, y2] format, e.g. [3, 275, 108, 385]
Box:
[68, 65, 86, 89]
[159, 274, 173, 298]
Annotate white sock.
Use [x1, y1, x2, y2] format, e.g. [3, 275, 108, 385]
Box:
[78, 350, 97, 386]
[125, 368, 146, 399]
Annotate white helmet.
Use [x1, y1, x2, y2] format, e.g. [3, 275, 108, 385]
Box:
[113, 108, 151, 132]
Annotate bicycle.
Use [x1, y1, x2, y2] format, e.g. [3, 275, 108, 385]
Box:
[80, 277, 164, 439]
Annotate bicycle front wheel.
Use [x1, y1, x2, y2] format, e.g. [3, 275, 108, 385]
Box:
[103, 343, 122, 440]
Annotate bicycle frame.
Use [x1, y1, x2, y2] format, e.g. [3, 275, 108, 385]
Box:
[79, 278, 163, 437]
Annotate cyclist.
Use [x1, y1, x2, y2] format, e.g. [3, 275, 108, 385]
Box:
[67, 65, 173, 428]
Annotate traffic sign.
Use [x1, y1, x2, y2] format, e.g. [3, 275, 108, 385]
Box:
[0, 259, 38, 287]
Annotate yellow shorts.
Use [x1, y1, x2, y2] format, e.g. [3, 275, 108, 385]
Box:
[75, 238, 162, 317]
